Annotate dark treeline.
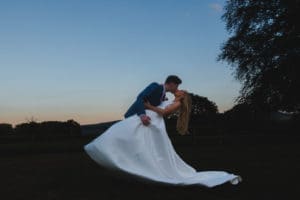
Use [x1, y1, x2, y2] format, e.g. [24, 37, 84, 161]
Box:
[165, 93, 299, 136]
[165, 111, 299, 137]
[1, 93, 299, 141]
[0, 119, 81, 141]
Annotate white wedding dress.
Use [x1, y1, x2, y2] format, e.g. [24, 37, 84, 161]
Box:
[84, 100, 242, 188]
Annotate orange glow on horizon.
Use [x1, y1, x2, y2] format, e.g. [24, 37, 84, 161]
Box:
[1, 104, 231, 126]
[1, 113, 123, 127]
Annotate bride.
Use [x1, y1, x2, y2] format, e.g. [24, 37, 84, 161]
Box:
[84, 90, 242, 188]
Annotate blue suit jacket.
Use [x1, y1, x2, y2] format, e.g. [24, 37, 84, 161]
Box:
[124, 82, 165, 118]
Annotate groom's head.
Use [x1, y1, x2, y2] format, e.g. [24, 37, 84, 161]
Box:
[164, 75, 182, 94]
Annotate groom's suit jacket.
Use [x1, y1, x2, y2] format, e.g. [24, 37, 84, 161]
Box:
[124, 82, 165, 118]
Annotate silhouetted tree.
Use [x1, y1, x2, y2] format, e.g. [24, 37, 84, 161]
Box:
[218, 0, 300, 112]
[14, 119, 81, 140]
[168, 93, 218, 119]
[166, 93, 219, 135]
[223, 102, 262, 121]
[0, 123, 13, 135]
[221, 102, 298, 135]
[190, 93, 219, 117]
[15, 121, 40, 140]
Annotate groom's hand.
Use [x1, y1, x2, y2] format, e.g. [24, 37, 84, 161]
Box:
[140, 114, 151, 126]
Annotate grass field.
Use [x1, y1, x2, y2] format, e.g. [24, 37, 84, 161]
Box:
[1, 135, 299, 200]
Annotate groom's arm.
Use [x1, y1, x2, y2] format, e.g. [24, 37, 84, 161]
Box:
[136, 82, 160, 116]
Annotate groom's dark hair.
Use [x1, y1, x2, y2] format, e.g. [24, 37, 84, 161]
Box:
[165, 75, 182, 85]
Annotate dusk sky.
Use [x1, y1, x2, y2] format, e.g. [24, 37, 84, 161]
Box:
[1, 0, 241, 126]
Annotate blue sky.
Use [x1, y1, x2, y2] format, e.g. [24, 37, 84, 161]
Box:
[0, 0, 240, 125]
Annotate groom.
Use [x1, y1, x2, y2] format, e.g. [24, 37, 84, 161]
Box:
[124, 75, 182, 126]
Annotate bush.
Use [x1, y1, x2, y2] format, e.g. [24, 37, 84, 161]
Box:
[0, 123, 13, 135]
[14, 119, 81, 140]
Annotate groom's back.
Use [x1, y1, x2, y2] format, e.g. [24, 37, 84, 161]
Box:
[124, 82, 163, 118]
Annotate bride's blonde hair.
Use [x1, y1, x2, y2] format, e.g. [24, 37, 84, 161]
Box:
[175, 90, 192, 135]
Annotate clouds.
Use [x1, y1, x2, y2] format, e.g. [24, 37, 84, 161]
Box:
[209, 3, 223, 13]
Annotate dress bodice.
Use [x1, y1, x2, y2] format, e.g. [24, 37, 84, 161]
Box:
[158, 100, 174, 109]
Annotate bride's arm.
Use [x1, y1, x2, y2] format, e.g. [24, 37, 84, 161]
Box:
[144, 101, 181, 116]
